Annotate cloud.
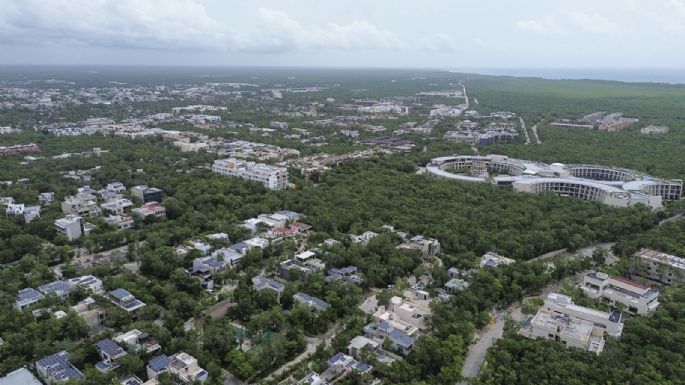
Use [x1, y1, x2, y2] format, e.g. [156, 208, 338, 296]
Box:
[515, 16, 563, 34]
[418, 33, 459, 52]
[0, 1, 402, 53]
[568, 11, 621, 35]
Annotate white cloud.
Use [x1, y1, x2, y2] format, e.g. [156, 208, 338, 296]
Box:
[568, 11, 621, 35]
[515, 16, 563, 34]
[419, 33, 459, 52]
[0, 1, 402, 53]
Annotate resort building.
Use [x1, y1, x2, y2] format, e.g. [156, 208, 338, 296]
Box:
[634, 248, 685, 285]
[212, 158, 288, 190]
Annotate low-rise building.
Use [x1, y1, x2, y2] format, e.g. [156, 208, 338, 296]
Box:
[252, 276, 285, 299]
[114, 329, 161, 354]
[581, 272, 659, 314]
[397, 235, 441, 258]
[38, 281, 75, 300]
[145, 352, 207, 384]
[298, 372, 327, 385]
[634, 248, 685, 285]
[324, 352, 372, 381]
[364, 320, 415, 355]
[68, 275, 104, 293]
[71, 297, 106, 330]
[479, 252, 516, 268]
[131, 202, 166, 219]
[0, 368, 43, 385]
[15, 288, 44, 311]
[109, 289, 146, 318]
[444, 278, 470, 293]
[95, 339, 127, 373]
[293, 292, 330, 311]
[130, 185, 163, 204]
[35, 351, 84, 384]
[212, 158, 288, 190]
[325, 266, 363, 285]
[61, 193, 101, 218]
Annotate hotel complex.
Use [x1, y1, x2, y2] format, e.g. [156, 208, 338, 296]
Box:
[427, 155, 682, 209]
[212, 158, 288, 190]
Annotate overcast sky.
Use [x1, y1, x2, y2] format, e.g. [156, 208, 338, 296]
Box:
[1, 0, 685, 69]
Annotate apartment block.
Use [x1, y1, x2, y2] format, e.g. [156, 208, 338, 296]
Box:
[581, 272, 659, 314]
[634, 248, 685, 285]
[212, 158, 288, 190]
[130, 185, 163, 204]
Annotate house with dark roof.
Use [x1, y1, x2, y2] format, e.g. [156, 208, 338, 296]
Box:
[95, 339, 127, 373]
[293, 292, 330, 312]
[110, 289, 146, 318]
[38, 281, 75, 300]
[35, 351, 84, 384]
[15, 288, 44, 311]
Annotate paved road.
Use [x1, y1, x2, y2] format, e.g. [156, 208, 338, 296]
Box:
[460, 317, 505, 379]
[520, 117, 531, 145]
[261, 322, 341, 382]
[660, 213, 683, 225]
[531, 123, 542, 144]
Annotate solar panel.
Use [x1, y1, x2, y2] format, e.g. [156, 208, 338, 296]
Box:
[148, 354, 170, 372]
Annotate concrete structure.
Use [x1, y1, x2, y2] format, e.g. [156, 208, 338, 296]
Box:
[130, 185, 163, 204]
[520, 293, 624, 354]
[110, 289, 146, 318]
[293, 292, 330, 311]
[95, 339, 127, 373]
[54, 215, 88, 241]
[71, 297, 106, 330]
[427, 155, 682, 210]
[131, 202, 166, 219]
[397, 235, 441, 258]
[298, 372, 327, 385]
[364, 320, 415, 355]
[68, 275, 104, 293]
[38, 281, 75, 300]
[324, 352, 372, 382]
[114, 329, 161, 354]
[0, 368, 43, 385]
[581, 272, 659, 314]
[634, 248, 685, 285]
[445, 278, 470, 293]
[212, 158, 288, 190]
[15, 288, 44, 311]
[480, 252, 516, 269]
[60, 193, 101, 218]
[35, 351, 84, 384]
[145, 352, 207, 384]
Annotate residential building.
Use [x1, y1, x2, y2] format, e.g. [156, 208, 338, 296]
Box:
[634, 248, 685, 285]
[212, 158, 288, 190]
[54, 215, 88, 241]
[69, 274, 100, 293]
[581, 272, 659, 314]
[349, 231, 379, 245]
[103, 214, 135, 230]
[100, 198, 134, 214]
[38, 192, 55, 206]
[114, 329, 161, 354]
[35, 351, 84, 384]
[0, 368, 43, 385]
[542, 293, 623, 336]
[324, 352, 372, 381]
[95, 339, 127, 373]
[397, 235, 441, 258]
[145, 352, 207, 384]
[38, 281, 75, 300]
[293, 292, 330, 311]
[364, 320, 415, 355]
[325, 266, 363, 285]
[130, 185, 163, 204]
[444, 278, 470, 293]
[192, 248, 242, 274]
[131, 202, 166, 219]
[71, 297, 106, 330]
[298, 372, 327, 385]
[60, 193, 101, 217]
[479, 252, 516, 268]
[106, 182, 126, 193]
[15, 288, 44, 311]
[519, 307, 606, 354]
[109, 289, 146, 318]
[252, 276, 285, 300]
[347, 335, 380, 358]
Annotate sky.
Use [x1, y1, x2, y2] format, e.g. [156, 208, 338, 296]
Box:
[1, 0, 685, 69]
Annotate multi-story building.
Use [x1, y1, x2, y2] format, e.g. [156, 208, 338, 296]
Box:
[131, 202, 166, 219]
[61, 193, 101, 217]
[581, 272, 660, 314]
[212, 158, 288, 190]
[71, 297, 106, 330]
[145, 352, 207, 384]
[130, 185, 163, 204]
[54, 215, 88, 240]
[95, 339, 127, 373]
[109, 289, 146, 318]
[35, 351, 84, 384]
[480, 252, 516, 268]
[634, 248, 685, 285]
[397, 235, 441, 258]
[520, 293, 624, 354]
[38, 280, 75, 300]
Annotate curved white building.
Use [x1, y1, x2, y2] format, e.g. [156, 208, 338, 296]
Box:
[426, 155, 682, 209]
